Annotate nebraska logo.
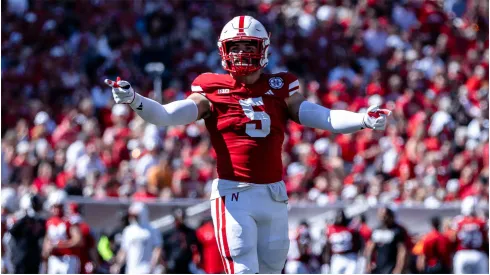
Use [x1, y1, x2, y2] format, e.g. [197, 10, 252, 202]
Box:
[218, 89, 230, 94]
[269, 77, 284, 89]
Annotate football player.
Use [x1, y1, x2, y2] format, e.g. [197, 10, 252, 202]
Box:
[42, 190, 83, 274]
[450, 196, 489, 274]
[325, 210, 361, 274]
[105, 15, 390, 274]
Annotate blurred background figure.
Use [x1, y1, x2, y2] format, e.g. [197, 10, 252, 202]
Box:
[8, 194, 45, 274]
[163, 208, 201, 274]
[285, 220, 312, 274]
[365, 207, 409, 274]
[111, 202, 162, 274]
[324, 210, 361, 274]
[195, 217, 224, 274]
[1, 187, 18, 274]
[42, 190, 83, 274]
[96, 210, 130, 273]
[354, 214, 372, 274]
[416, 216, 452, 274]
[450, 197, 489, 274]
[67, 202, 100, 274]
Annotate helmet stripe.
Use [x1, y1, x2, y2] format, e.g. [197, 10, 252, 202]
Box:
[238, 16, 245, 32]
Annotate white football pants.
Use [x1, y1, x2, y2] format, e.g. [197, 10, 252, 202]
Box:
[210, 179, 290, 274]
[48, 255, 80, 274]
[453, 250, 489, 274]
[284, 260, 309, 274]
[330, 253, 358, 274]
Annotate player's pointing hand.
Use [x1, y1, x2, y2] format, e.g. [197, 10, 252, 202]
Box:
[362, 105, 391, 130]
[104, 76, 136, 104]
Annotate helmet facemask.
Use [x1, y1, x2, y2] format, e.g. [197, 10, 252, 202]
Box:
[219, 37, 268, 76]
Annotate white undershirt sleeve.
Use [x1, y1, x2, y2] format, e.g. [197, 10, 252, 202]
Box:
[129, 94, 199, 126]
[298, 100, 365, 134]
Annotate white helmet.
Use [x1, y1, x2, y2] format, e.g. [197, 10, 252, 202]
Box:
[129, 202, 149, 225]
[461, 196, 478, 216]
[218, 15, 270, 76]
[48, 190, 67, 207]
[1, 187, 17, 213]
[20, 194, 33, 211]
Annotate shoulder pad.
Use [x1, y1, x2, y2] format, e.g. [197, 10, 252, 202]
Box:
[269, 71, 300, 96]
[191, 73, 233, 94]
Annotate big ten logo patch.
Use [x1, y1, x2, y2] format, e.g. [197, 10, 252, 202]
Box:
[268, 77, 284, 89]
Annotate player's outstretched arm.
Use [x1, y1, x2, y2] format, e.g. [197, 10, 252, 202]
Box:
[285, 92, 391, 133]
[104, 77, 210, 126]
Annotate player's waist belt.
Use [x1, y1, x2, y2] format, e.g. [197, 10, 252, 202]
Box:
[209, 178, 288, 202]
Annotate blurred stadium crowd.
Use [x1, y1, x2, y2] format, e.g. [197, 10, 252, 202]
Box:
[1, 0, 489, 274]
[2, 0, 489, 204]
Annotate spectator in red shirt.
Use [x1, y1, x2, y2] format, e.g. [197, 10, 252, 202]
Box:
[358, 215, 372, 246]
[132, 179, 158, 201]
[195, 218, 224, 274]
[417, 217, 452, 274]
[68, 203, 99, 274]
[33, 162, 54, 193]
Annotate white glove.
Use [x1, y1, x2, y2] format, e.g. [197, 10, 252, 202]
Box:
[362, 105, 391, 130]
[104, 76, 136, 104]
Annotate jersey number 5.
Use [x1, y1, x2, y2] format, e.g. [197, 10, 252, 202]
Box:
[239, 97, 271, 137]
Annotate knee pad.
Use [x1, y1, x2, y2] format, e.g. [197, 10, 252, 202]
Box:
[229, 241, 255, 258]
[258, 247, 289, 273]
[225, 242, 259, 274]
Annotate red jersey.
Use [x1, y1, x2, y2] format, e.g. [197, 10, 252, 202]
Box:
[422, 230, 451, 268]
[192, 72, 299, 183]
[326, 225, 360, 254]
[196, 221, 224, 274]
[46, 216, 76, 256]
[452, 216, 488, 252]
[70, 215, 95, 274]
[359, 223, 372, 243]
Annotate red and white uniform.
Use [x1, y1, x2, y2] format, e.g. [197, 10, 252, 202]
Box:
[46, 217, 80, 274]
[193, 72, 298, 183]
[326, 225, 360, 274]
[285, 226, 311, 274]
[69, 215, 95, 274]
[452, 216, 489, 274]
[194, 71, 299, 274]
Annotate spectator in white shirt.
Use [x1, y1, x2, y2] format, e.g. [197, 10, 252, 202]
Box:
[413, 46, 445, 79]
[75, 143, 106, 180]
[135, 137, 161, 180]
[364, 19, 388, 56]
[392, 3, 418, 31]
[111, 202, 162, 274]
[328, 61, 357, 84]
